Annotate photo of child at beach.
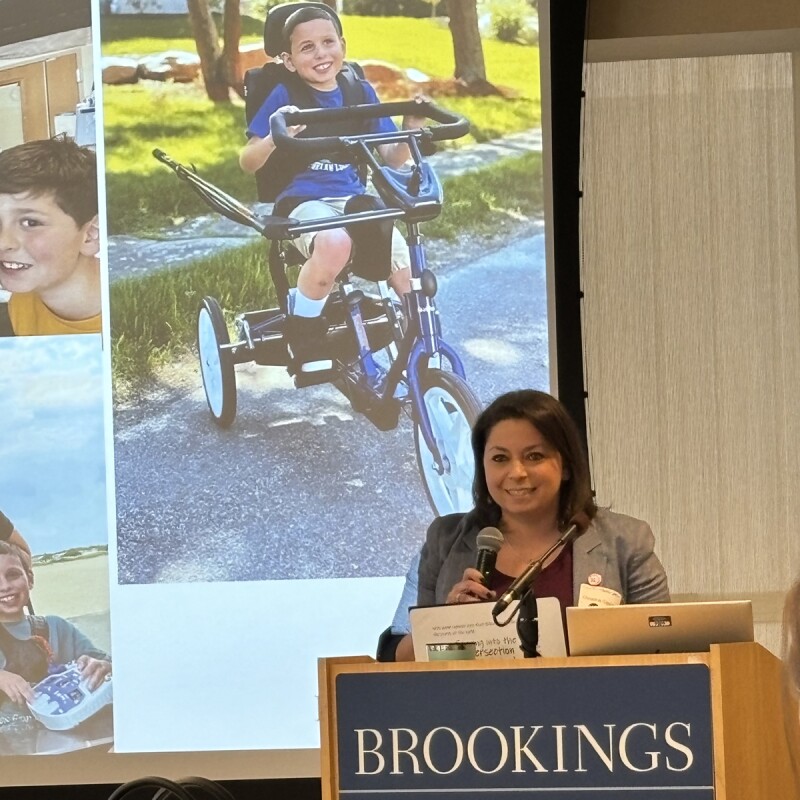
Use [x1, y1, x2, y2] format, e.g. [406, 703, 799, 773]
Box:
[0, 336, 112, 756]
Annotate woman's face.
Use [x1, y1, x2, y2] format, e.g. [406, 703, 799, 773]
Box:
[0, 553, 31, 622]
[483, 418, 566, 526]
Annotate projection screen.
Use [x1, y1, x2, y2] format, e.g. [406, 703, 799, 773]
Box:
[0, 0, 553, 785]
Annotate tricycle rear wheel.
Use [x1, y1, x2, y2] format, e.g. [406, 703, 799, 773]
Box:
[197, 296, 237, 428]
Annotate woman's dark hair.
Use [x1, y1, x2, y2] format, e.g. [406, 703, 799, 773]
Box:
[784, 578, 800, 700]
[0, 542, 49, 691]
[781, 578, 800, 790]
[471, 389, 597, 527]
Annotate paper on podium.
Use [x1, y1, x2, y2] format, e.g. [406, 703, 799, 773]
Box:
[410, 597, 566, 661]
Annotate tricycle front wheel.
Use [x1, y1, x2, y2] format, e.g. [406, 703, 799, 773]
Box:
[413, 369, 481, 516]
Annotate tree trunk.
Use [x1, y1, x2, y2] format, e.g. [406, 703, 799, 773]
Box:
[445, 0, 501, 95]
[221, 0, 244, 99]
[187, 0, 229, 102]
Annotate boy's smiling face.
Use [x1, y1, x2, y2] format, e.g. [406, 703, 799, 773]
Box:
[0, 191, 99, 297]
[282, 18, 346, 91]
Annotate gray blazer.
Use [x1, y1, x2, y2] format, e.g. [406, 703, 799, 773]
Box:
[418, 508, 670, 609]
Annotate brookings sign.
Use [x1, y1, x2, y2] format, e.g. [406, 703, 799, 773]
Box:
[335, 664, 713, 799]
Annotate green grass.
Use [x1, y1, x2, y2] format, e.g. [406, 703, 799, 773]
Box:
[100, 15, 539, 96]
[103, 83, 253, 234]
[111, 151, 542, 393]
[100, 13, 264, 56]
[111, 238, 277, 395]
[101, 14, 539, 235]
[427, 151, 542, 239]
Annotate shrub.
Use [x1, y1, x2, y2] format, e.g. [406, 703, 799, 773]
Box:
[342, 0, 446, 17]
[480, 0, 537, 44]
[494, 12, 523, 42]
[250, 0, 296, 16]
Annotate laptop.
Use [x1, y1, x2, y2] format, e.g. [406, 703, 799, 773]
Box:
[566, 600, 754, 656]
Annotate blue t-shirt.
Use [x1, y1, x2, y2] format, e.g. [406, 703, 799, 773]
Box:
[246, 81, 397, 202]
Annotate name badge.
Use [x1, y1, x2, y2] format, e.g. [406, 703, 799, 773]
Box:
[578, 583, 623, 607]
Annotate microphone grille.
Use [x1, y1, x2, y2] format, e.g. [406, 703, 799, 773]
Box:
[476, 526, 504, 552]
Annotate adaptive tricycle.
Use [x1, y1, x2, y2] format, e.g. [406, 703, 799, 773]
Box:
[154, 98, 482, 515]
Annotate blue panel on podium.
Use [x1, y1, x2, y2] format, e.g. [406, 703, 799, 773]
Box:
[335, 664, 713, 799]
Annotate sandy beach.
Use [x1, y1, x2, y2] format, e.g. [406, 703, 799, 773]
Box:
[30, 553, 111, 654]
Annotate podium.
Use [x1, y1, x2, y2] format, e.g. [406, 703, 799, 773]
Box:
[319, 643, 799, 799]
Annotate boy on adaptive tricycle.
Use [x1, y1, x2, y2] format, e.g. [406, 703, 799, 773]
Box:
[155, 2, 481, 514]
[239, 3, 426, 382]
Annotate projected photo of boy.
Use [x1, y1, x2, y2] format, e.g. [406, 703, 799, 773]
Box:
[0, 0, 100, 340]
[0, 336, 112, 756]
[0, 137, 102, 338]
[105, 2, 545, 584]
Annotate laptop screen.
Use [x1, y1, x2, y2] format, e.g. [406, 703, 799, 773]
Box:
[566, 600, 754, 656]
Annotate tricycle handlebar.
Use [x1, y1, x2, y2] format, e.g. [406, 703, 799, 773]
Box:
[269, 99, 469, 157]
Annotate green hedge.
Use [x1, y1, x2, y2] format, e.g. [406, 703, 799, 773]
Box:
[342, 0, 447, 17]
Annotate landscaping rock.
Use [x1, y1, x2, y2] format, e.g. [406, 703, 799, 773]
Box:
[360, 60, 431, 99]
[138, 50, 201, 83]
[238, 42, 268, 82]
[102, 56, 139, 85]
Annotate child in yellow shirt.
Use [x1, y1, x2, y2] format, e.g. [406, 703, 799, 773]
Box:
[0, 136, 101, 337]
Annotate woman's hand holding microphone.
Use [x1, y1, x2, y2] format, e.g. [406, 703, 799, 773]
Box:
[446, 567, 496, 604]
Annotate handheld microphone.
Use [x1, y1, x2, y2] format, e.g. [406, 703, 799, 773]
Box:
[492, 513, 590, 618]
[475, 527, 504, 583]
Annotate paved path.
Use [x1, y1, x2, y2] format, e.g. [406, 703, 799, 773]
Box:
[109, 127, 548, 582]
[107, 128, 541, 281]
[114, 230, 548, 583]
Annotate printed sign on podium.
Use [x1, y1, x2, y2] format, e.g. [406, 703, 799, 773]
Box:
[335, 663, 712, 799]
[318, 644, 799, 800]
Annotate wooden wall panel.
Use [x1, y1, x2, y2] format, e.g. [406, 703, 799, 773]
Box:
[0, 62, 49, 141]
[45, 52, 80, 131]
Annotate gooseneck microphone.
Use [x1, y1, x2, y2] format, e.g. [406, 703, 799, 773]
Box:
[492, 513, 590, 618]
[475, 527, 504, 584]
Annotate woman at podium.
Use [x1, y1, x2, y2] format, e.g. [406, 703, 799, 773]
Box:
[782, 580, 800, 792]
[785, 579, 800, 705]
[378, 389, 670, 661]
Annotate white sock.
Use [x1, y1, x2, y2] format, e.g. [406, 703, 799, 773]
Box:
[291, 288, 327, 318]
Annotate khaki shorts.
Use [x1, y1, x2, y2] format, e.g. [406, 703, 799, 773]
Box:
[289, 198, 410, 273]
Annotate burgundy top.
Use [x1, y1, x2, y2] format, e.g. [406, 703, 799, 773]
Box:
[488, 543, 574, 633]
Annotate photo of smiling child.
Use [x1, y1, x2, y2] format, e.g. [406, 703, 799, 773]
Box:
[0, 136, 101, 337]
[0, 540, 111, 708]
[0, 335, 112, 754]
